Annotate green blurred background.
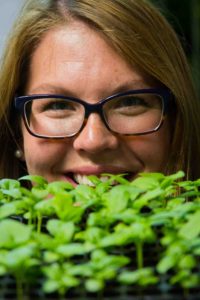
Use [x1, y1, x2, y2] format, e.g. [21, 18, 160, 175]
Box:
[151, 0, 200, 96]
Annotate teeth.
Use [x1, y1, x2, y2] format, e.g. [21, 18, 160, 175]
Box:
[98, 176, 110, 182]
[74, 174, 95, 186]
[73, 174, 110, 186]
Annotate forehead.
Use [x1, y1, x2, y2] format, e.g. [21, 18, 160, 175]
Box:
[25, 21, 155, 97]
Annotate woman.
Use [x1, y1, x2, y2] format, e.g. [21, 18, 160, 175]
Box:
[0, 0, 199, 184]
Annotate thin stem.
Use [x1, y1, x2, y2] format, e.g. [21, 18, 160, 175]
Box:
[59, 287, 66, 300]
[37, 213, 42, 233]
[28, 210, 32, 226]
[136, 241, 143, 269]
[16, 275, 24, 300]
[183, 287, 189, 298]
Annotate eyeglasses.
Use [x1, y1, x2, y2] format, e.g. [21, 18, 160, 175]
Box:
[15, 88, 171, 139]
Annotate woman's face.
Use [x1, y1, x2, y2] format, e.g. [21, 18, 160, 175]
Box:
[21, 21, 171, 185]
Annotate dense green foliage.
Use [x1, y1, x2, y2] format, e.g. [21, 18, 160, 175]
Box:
[1, 171, 200, 299]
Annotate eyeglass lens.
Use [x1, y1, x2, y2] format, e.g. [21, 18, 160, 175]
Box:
[24, 93, 164, 137]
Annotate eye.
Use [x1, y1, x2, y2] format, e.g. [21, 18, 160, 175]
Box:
[104, 93, 162, 118]
[116, 96, 147, 108]
[43, 99, 76, 111]
[29, 98, 81, 119]
[112, 96, 149, 112]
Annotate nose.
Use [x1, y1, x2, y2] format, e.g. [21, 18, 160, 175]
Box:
[73, 113, 119, 153]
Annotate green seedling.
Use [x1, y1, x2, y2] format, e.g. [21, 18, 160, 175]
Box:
[0, 171, 200, 299]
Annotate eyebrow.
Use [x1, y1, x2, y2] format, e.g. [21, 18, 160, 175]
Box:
[27, 79, 152, 97]
[112, 80, 152, 94]
[27, 84, 72, 95]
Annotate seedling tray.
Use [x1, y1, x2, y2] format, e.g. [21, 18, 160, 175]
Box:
[1, 274, 200, 300]
[1, 173, 200, 300]
[1, 220, 194, 300]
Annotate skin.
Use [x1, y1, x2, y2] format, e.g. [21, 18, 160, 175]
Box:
[21, 21, 171, 185]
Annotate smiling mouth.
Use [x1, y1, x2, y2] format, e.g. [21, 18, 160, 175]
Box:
[74, 173, 113, 186]
[65, 172, 133, 186]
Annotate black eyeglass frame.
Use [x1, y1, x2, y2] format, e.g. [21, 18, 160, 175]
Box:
[15, 87, 172, 139]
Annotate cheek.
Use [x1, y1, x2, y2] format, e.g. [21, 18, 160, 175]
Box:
[22, 130, 70, 175]
[123, 122, 171, 172]
[24, 140, 53, 174]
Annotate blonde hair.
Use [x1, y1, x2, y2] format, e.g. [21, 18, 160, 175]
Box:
[0, 0, 199, 179]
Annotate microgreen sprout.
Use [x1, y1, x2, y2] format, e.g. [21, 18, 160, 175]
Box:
[1, 171, 200, 299]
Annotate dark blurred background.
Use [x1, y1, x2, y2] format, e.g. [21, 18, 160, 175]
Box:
[151, 0, 200, 95]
